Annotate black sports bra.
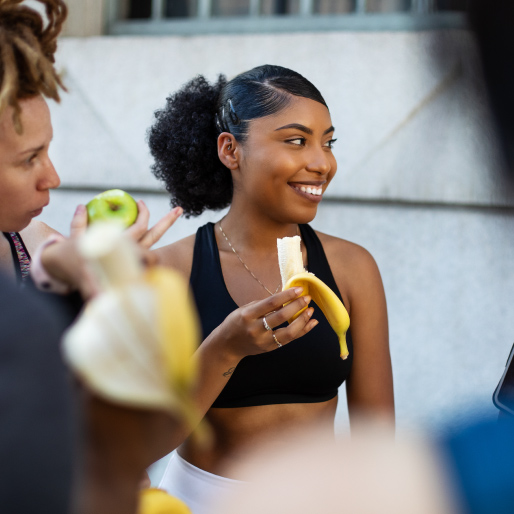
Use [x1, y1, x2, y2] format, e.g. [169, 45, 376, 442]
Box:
[190, 223, 353, 408]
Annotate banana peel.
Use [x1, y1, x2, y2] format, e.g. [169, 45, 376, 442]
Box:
[138, 488, 192, 514]
[62, 222, 205, 437]
[277, 235, 350, 360]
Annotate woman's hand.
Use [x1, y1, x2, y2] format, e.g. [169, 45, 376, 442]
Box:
[213, 287, 318, 362]
[38, 202, 183, 299]
[126, 201, 183, 250]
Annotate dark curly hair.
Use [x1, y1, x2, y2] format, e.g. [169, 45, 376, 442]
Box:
[0, 0, 67, 134]
[148, 64, 328, 217]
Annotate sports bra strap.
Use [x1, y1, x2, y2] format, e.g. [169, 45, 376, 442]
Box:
[2, 232, 31, 284]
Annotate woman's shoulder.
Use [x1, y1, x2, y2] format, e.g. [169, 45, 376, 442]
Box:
[19, 220, 60, 254]
[153, 233, 197, 279]
[314, 229, 384, 307]
[315, 230, 378, 271]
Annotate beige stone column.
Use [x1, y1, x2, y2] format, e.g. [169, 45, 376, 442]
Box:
[61, 0, 107, 37]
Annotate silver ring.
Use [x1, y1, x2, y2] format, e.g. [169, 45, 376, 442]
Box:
[262, 316, 272, 332]
[272, 333, 282, 348]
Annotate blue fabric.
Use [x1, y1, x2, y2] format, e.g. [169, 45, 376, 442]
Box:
[440, 416, 514, 514]
[190, 222, 353, 408]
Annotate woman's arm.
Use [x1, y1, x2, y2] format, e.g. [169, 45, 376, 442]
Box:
[323, 235, 394, 430]
[151, 286, 318, 457]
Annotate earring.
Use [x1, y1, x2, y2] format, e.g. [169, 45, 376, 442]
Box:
[227, 140, 232, 150]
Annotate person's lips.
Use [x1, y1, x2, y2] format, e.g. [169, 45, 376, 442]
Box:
[289, 182, 325, 203]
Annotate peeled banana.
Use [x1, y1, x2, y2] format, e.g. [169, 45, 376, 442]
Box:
[277, 235, 350, 360]
[62, 223, 202, 430]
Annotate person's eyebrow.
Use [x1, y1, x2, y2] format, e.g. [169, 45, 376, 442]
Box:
[274, 123, 335, 136]
[18, 144, 45, 156]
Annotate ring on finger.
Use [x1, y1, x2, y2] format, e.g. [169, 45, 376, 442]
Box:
[262, 316, 272, 332]
[272, 333, 282, 348]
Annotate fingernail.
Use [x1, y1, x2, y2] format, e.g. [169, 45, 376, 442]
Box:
[172, 206, 183, 216]
[75, 204, 85, 214]
[294, 287, 303, 295]
[307, 307, 314, 317]
[303, 295, 311, 305]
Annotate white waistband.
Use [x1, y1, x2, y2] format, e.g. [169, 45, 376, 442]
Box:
[173, 451, 245, 489]
[159, 451, 245, 514]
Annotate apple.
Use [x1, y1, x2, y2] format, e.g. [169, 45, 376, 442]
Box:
[86, 189, 138, 228]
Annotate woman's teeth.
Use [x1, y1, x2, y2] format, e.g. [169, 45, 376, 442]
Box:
[295, 185, 323, 196]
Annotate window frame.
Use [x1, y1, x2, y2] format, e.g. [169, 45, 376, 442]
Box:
[106, 1, 468, 36]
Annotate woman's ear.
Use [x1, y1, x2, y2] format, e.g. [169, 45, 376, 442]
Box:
[218, 132, 239, 170]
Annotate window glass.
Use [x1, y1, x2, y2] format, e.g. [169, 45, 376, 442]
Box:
[126, 0, 151, 18]
[165, 0, 197, 17]
[212, 0, 250, 16]
[366, 0, 411, 13]
[314, 0, 355, 14]
[260, 0, 300, 15]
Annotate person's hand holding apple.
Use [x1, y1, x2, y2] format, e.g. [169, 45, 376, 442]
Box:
[38, 190, 182, 299]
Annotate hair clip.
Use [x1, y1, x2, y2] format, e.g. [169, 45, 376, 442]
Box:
[215, 113, 224, 133]
[228, 99, 240, 126]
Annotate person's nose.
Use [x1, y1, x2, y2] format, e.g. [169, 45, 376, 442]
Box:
[305, 146, 332, 176]
[37, 156, 61, 191]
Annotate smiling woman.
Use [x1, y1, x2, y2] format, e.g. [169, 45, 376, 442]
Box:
[148, 64, 394, 514]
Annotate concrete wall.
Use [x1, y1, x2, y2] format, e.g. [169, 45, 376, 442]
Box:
[41, 29, 514, 437]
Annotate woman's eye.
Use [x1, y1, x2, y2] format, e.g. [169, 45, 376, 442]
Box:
[25, 154, 38, 166]
[324, 138, 337, 149]
[286, 138, 306, 146]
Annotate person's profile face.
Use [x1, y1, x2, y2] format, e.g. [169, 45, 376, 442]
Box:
[234, 96, 337, 225]
[0, 95, 60, 232]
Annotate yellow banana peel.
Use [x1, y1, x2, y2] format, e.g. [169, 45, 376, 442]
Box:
[138, 488, 192, 514]
[277, 235, 350, 360]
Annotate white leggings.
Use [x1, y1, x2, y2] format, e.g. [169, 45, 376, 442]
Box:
[159, 451, 245, 514]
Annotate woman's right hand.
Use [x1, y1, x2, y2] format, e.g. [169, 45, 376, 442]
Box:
[215, 287, 318, 361]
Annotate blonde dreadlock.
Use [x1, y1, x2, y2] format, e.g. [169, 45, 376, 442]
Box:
[0, 0, 67, 133]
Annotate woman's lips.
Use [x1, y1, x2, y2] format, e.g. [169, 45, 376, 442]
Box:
[289, 184, 323, 203]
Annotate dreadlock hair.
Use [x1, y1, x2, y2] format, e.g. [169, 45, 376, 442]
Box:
[148, 65, 328, 217]
[0, 0, 67, 134]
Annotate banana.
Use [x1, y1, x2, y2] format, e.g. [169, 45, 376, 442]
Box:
[277, 235, 350, 360]
[138, 488, 192, 514]
[62, 223, 204, 433]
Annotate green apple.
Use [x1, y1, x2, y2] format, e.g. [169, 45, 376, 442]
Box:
[86, 189, 138, 228]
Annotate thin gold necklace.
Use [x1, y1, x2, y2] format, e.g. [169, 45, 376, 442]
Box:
[218, 219, 300, 296]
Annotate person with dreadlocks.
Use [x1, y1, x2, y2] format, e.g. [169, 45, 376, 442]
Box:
[0, 0, 67, 285]
[0, 0, 179, 293]
[0, 3, 187, 513]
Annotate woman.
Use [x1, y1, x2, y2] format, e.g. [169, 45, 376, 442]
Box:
[0, 0, 179, 292]
[148, 65, 394, 512]
[0, 0, 66, 283]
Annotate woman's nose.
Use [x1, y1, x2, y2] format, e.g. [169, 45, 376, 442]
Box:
[38, 157, 61, 190]
[305, 147, 331, 175]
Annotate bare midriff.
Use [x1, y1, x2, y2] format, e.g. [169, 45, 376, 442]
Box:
[178, 396, 338, 479]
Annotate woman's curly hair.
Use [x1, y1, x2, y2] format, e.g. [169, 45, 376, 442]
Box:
[148, 65, 327, 217]
[0, 0, 67, 134]
[149, 75, 230, 218]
